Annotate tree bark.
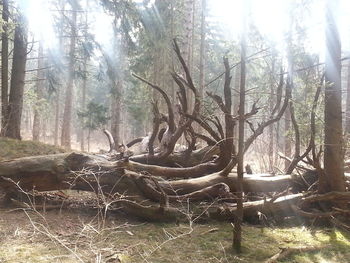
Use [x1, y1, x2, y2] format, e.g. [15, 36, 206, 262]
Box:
[4, 13, 28, 139]
[321, 0, 346, 193]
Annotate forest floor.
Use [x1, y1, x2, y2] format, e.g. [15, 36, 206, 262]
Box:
[0, 138, 349, 263]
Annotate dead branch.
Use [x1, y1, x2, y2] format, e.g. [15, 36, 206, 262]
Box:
[148, 102, 161, 156]
[244, 74, 291, 153]
[132, 73, 176, 133]
[103, 129, 115, 152]
[265, 245, 330, 263]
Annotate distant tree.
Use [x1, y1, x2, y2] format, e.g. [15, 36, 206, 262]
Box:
[77, 101, 109, 152]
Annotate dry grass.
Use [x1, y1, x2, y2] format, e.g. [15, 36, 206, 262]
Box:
[0, 207, 349, 263]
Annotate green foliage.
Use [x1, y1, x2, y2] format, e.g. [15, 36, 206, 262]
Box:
[77, 101, 109, 131]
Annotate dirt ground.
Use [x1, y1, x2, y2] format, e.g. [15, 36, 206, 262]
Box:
[1, 198, 350, 263]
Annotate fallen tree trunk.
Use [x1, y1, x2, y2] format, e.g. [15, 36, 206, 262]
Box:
[0, 152, 317, 196]
[1, 152, 348, 222]
[158, 173, 310, 195]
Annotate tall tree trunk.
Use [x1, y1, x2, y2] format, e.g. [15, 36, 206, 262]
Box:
[32, 43, 45, 141]
[80, 4, 88, 151]
[284, 19, 294, 171]
[110, 27, 124, 148]
[321, 0, 345, 193]
[1, 0, 9, 135]
[61, 9, 77, 149]
[4, 13, 28, 140]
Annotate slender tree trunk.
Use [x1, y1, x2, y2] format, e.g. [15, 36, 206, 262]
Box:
[268, 58, 276, 171]
[80, 64, 87, 151]
[4, 14, 28, 140]
[184, 0, 194, 110]
[54, 88, 60, 146]
[1, 0, 9, 135]
[345, 60, 350, 134]
[321, 0, 345, 193]
[87, 128, 91, 152]
[80, 4, 88, 151]
[285, 19, 294, 171]
[170, 1, 176, 105]
[233, 16, 247, 253]
[233, 65, 240, 140]
[32, 43, 45, 141]
[284, 105, 291, 168]
[111, 79, 122, 147]
[199, 0, 206, 101]
[61, 9, 77, 149]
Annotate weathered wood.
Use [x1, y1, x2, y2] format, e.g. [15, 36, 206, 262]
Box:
[129, 145, 220, 167]
[0, 152, 318, 195]
[210, 193, 304, 220]
[159, 173, 310, 195]
[2, 153, 346, 223]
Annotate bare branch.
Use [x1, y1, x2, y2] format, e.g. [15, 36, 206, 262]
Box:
[133, 73, 176, 132]
[244, 76, 291, 153]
